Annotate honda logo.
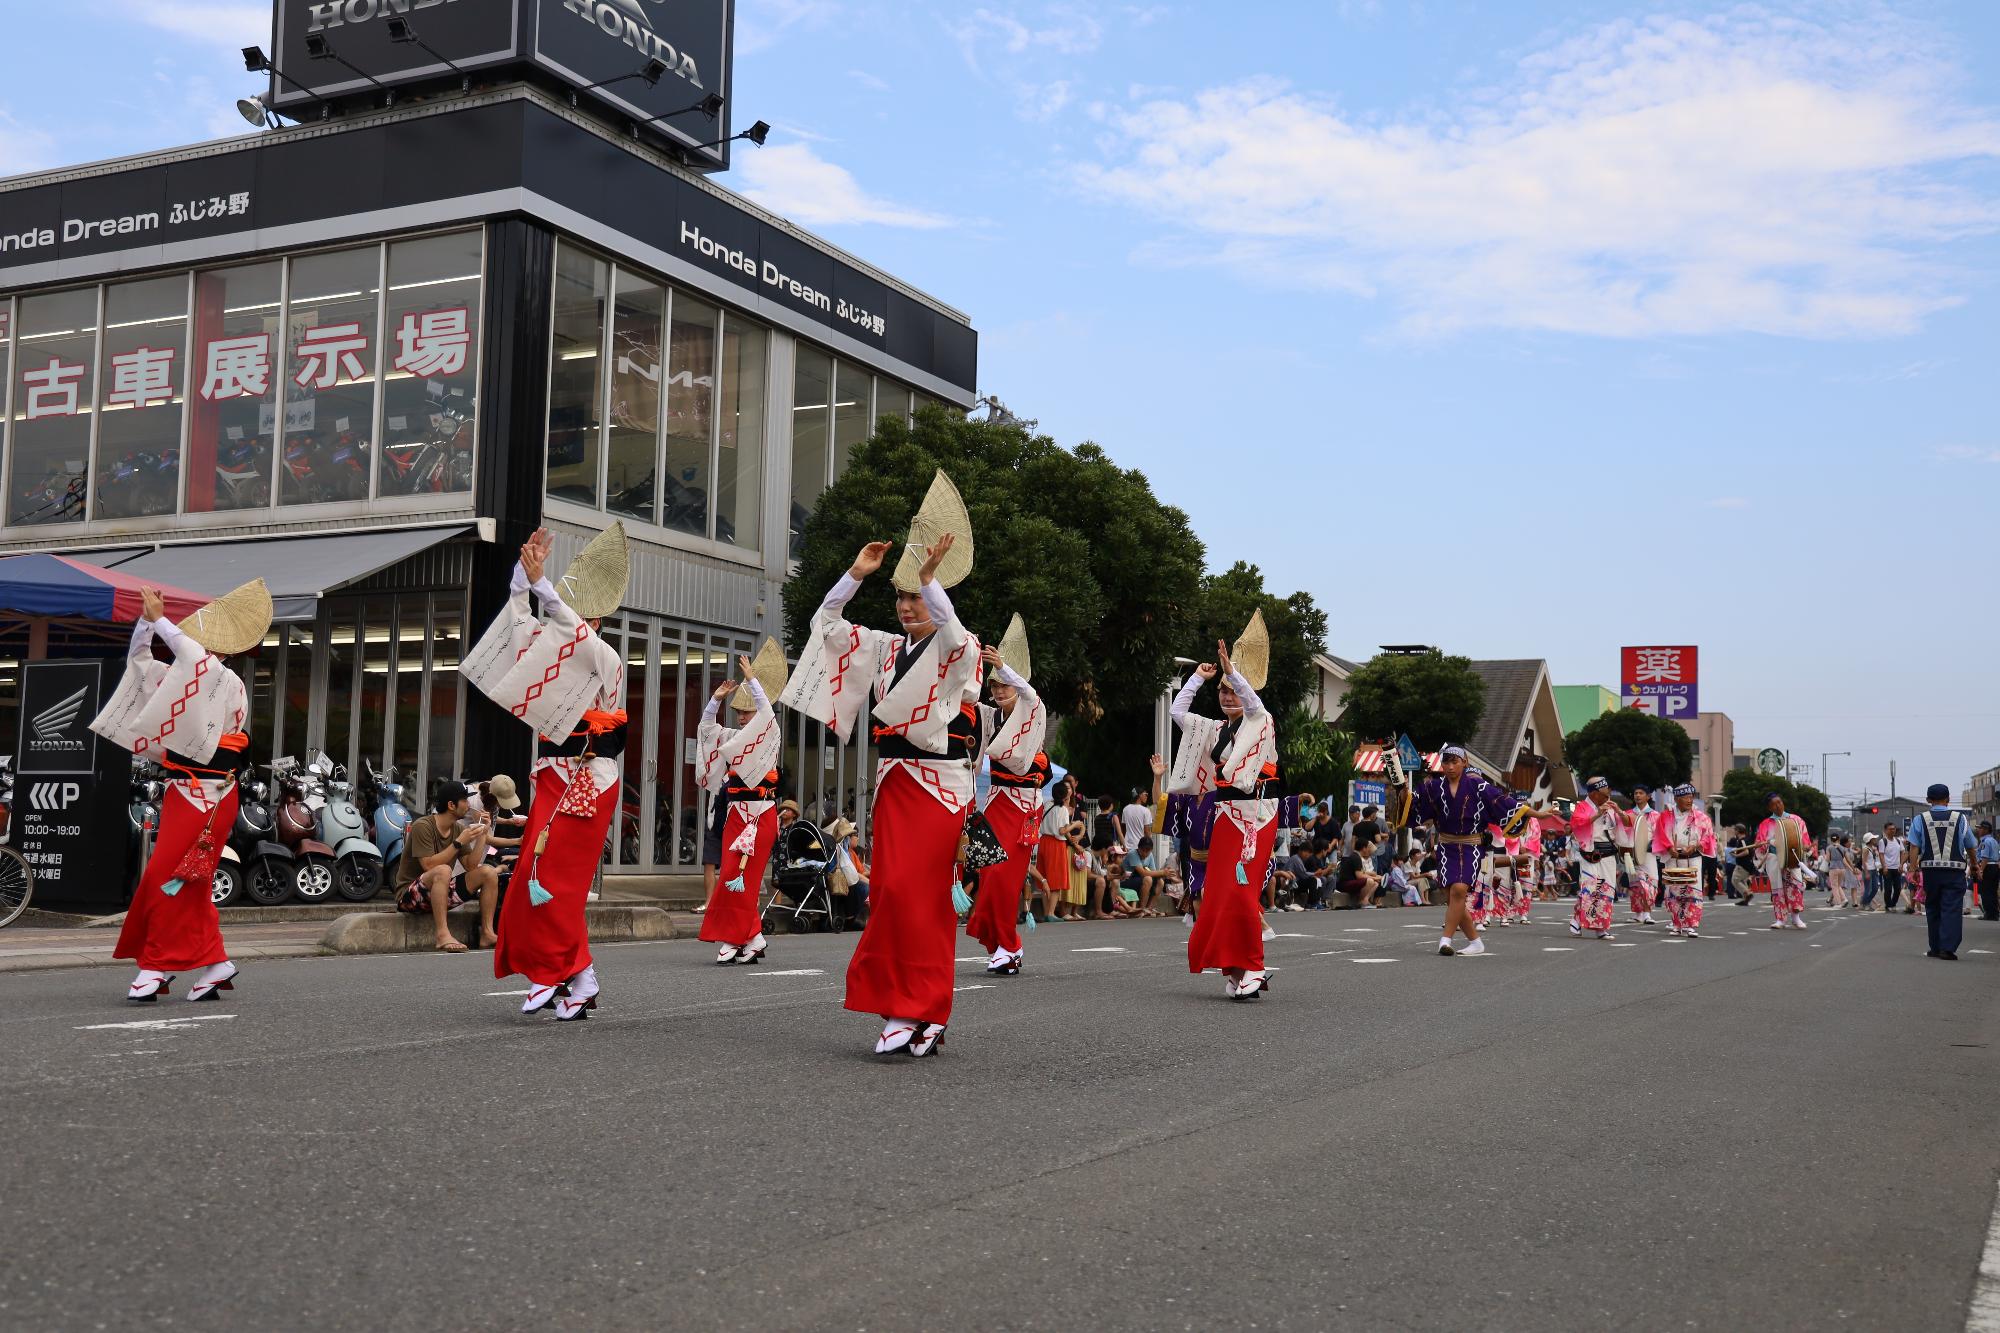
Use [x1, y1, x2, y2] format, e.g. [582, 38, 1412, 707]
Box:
[28, 685, 88, 753]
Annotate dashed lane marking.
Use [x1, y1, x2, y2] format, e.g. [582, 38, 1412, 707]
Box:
[1543, 947, 1574, 952]
[486, 990, 532, 996]
[745, 968, 826, 976]
[1350, 958, 1398, 964]
[1071, 947, 1126, 953]
[78, 1014, 238, 1032]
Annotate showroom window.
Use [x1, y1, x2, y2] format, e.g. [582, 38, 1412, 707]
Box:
[0, 227, 484, 535]
[378, 232, 483, 499]
[545, 240, 771, 554]
[94, 275, 189, 521]
[282, 245, 380, 506]
[7, 286, 98, 527]
[546, 243, 608, 509]
[186, 261, 282, 513]
[788, 349, 919, 559]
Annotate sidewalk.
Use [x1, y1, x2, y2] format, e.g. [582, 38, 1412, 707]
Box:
[0, 907, 706, 973]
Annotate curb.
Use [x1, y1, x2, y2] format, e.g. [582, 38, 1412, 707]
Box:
[319, 904, 679, 954]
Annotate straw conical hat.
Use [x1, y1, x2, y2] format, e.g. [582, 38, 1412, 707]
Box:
[730, 636, 790, 712]
[988, 613, 1032, 684]
[890, 469, 975, 593]
[559, 521, 629, 620]
[182, 578, 272, 657]
[1232, 609, 1270, 692]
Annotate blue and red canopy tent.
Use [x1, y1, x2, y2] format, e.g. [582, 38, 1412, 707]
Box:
[0, 553, 208, 623]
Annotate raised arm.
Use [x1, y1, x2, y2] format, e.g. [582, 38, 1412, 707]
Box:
[1171, 664, 1214, 729]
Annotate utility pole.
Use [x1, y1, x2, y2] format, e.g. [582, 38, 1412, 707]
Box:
[1890, 760, 1897, 800]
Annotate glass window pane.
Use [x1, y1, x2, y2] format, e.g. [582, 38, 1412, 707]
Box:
[427, 594, 463, 792]
[322, 606, 357, 772]
[186, 262, 281, 513]
[714, 313, 765, 550]
[8, 287, 97, 526]
[547, 243, 607, 508]
[657, 631, 687, 867]
[663, 292, 716, 538]
[358, 601, 390, 771]
[605, 269, 663, 526]
[618, 621, 650, 866]
[832, 361, 870, 481]
[789, 345, 830, 560]
[279, 624, 311, 761]
[94, 276, 188, 521]
[248, 625, 281, 768]
[282, 246, 380, 505]
[878, 380, 912, 430]
[393, 599, 429, 781]
[379, 231, 481, 498]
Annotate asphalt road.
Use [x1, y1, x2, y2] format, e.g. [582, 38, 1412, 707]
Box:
[4, 902, 1998, 1332]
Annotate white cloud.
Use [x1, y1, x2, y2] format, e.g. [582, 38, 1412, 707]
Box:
[951, 5, 1106, 65]
[0, 107, 57, 177]
[737, 0, 841, 56]
[849, 69, 892, 94]
[1075, 6, 2000, 339]
[105, 0, 268, 47]
[737, 142, 952, 229]
[1932, 445, 2000, 463]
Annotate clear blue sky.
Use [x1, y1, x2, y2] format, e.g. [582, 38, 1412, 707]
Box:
[5, 0, 1998, 803]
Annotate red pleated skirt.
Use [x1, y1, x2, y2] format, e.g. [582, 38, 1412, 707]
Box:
[966, 796, 1035, 955]
[115, 782, 236, 972]
[493, 767, 616, 986]
[699, 802, 776, 947]
[1187, 808, 1275, 974]
[1034, 835, 1070, 901]
[844, 766, 963, 1026]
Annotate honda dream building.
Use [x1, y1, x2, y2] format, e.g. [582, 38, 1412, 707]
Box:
[0, 0, 978, 877]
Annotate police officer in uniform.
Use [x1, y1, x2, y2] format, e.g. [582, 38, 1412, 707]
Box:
[1908, 782, 1977, 960]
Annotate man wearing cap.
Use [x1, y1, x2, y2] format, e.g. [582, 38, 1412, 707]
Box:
[397, 782, 502, 952]
[1976, 821, 2000, 923]
[1908, 786, 1976, 959]
[1569, 777, 1632, 941]
[1654, 784, 1716, 936]
[1391, 745, 1554, 956]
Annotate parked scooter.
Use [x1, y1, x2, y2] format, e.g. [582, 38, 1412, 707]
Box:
[229, 767, 294, 906]
[272, 757, 337, 904]
[309, 752, 382, 902]
[364, 761, 414, 879]
[127, 758, 164, 901]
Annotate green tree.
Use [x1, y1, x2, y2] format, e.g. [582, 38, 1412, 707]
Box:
[1563, 709, 1694, 794]
[1279, 717, 1355, 807]
[1188, 562, 1328, 721]
[1338, 651, 1486, 753]
[1719, 770, 1830, 841]
[785, 405, 1212, 793]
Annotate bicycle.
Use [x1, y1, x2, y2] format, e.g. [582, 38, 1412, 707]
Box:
[0, 757, 33, 928]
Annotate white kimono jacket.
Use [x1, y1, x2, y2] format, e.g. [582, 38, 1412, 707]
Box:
[90, 617, 247, 808]
[1168, 668, 1279, 858]
[461, 565, 624, 795]
[780, 572, 982, 814]
[981, 665, 1046, 821]
[697, 680, 780, 852]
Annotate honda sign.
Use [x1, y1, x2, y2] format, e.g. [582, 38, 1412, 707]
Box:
[13, 661, 133, 912]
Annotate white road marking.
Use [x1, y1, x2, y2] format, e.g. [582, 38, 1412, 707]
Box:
[954, 984, 994, 992]
[78, 1014, 238, 1032]
[746, 968, 826, 977]
[1071, 947, 1126, 953]
[1400, 924, 1432, 928]
[1340, 928, 1378, 933]
[955, 955, 988, 962]
[1272, 932, 1317, 938]
[1660, 939, 1686, 944]
[1972, 950, 1995, 956]
[1350, 958, 1398, 964]
[1543, 947, 1574, 952]
[94, 1051, 163, 1058]
[486, 989, 532, 996]
[1965, 1174, 2000, 1332]
[1610, 943, 1637, 948]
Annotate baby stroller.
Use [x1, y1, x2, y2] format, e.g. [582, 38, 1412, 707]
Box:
[760, 818, 844, 934]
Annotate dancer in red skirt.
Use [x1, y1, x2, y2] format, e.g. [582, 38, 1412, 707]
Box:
[463, 525, 627, 1022]
[781, 470, 978, 1058]
[1170, 614, 1281, 1001]
[91, 580, 270, 1003]
[966, 619, 1048, 976]
[696, 641, 787, 965]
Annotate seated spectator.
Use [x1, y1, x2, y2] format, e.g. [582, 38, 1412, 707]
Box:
[1336, 838, 1385, 907]
[1384, 852, 1425, 906]
[1122, 836, 1180, 916]
[396, 781, 500, 952]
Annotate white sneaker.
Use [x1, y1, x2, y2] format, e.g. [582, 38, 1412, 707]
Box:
[1685, 928, 1699, 938]
[1457, 938, 1486, 956]
[1437, 939, 1456, 956]
[1182, 912, 1195, 928]
[1286, 903, 1306, 913]
[1790, 916, 1807, 930]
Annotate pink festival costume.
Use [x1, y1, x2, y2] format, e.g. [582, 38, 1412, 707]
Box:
[1654, 806, 1717, 933]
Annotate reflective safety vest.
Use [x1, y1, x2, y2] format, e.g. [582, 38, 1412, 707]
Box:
[1916, 809, 1971, 872]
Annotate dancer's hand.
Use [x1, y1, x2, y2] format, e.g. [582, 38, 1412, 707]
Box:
[1215, 640, 1234, 677]
[712, 679, 736, 702]
[140, 586, 165, 622]
[738, 654, 756, 679]
[850, 542, 891, 579]
[520, 528, 551, 583]
[1149, 754, 1167, 776]
[917, 532, 954, 585]
[980, 644, 1005, 671]
[1193, 662, 1217, 682]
